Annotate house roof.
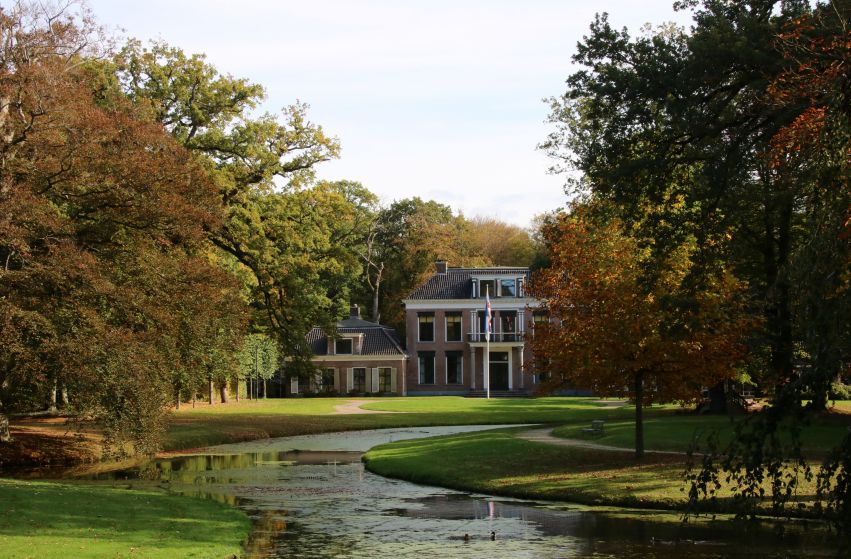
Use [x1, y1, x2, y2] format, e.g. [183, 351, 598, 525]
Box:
[306, 318, 407, 357]
[405, 267, 530, 301]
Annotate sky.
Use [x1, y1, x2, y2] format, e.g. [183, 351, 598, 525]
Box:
[85, 1, 694, 228]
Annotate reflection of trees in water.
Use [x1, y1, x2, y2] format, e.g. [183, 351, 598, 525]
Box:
[134, 453, 278, 483]
[242, 509, 289, 559]
[172, 488, 240, 507]
[131, 451, 362, 484]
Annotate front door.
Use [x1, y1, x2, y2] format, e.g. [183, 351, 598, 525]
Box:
[489, 351, 509, 391]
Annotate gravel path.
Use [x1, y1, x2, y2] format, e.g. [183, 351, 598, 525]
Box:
[516, 426, 684, 455]
[333, 400, 402, 415]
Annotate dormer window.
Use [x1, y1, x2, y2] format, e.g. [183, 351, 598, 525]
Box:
[479, 279, 496, 298]
[335, 338, 353, 354]
[500, 279, 516, 297]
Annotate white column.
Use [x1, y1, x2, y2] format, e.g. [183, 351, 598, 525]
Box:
[519, 347, 525, 389]
[470, 310, 478, 341]
[507, 349, 513, 390]
[470, 348, 476, 390]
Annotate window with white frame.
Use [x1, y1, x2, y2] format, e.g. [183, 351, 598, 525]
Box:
[335, 338, 353, 354]
[418, 313, 434, 342]
[378, 367, 393, 392]
[479, 279, 496, 299]
[320, 368, 335, 392]
[445, 312, 462, 342]
[446, 351, 463, 384]
[499, 279, 516, 297]
[352, 367, 367, 392]
[418, 352, 435, 384]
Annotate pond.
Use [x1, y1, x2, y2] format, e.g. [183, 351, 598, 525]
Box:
[86, 426, 837, 558]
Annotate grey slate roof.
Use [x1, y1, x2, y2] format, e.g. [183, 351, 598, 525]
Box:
[405, 267, 530, 300]
[306, 318, 407, 356]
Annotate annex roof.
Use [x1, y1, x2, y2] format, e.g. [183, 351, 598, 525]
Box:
[405, 267, 530, 301]
[306, 318, 407, 357]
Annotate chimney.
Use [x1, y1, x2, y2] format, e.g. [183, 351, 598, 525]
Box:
[350, 304, 361, 319]
[435, 260, 448, 274]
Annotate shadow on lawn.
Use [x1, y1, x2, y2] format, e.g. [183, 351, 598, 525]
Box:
[0, 479, 246, 550]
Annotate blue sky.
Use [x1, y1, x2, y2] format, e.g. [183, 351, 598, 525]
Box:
[87, 1, 693, 227]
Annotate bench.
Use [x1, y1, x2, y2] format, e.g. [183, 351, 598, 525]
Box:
[582, 419, 605, 436]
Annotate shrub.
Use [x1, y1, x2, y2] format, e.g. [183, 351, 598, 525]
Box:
[829, 383, 851, 401]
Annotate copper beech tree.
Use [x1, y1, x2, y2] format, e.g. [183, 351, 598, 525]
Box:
[530, 210, 751, 457]
[0, 3, 246, 452]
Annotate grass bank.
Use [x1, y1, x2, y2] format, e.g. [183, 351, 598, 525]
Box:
[0, 478, 248, 559]
[364, 428, 689, 509]
[163, 396, 646, 450]
[551, 410, 851, 455]
[363, 412, 849, 514]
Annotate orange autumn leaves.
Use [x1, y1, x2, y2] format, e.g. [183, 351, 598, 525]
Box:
[530, 210, 753, 405]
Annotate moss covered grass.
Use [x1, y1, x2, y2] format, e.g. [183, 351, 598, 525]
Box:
[0, 478, 248, 559]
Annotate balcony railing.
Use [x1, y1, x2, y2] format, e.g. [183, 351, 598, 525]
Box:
[467, 331, 525, 343]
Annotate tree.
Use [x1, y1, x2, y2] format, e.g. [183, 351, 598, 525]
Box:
[0, 3, 245, 453]
[465, 216, 539, 267]
[530, 207, 750, 457]
[112, 41, 353, 372]
[237, 334, 279, 399]
[363, 198, 490, 331]
[542, 0, 850, 530]
[683, 0, 851, 532]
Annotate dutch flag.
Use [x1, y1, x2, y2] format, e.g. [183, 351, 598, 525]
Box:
[485, 287, 492, 342]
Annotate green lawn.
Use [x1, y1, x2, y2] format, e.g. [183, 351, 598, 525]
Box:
[364, 428, 689, 509]
[0, 479, 248, 559]
[164, 396, 646, 450]
[363, 426, 831, 514]
[552, 412, 851, 455]
[831, 400, 851, 413]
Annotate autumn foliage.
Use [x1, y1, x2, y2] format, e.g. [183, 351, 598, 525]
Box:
[0, 4, 245, 453]
[530, 209, 751, 456]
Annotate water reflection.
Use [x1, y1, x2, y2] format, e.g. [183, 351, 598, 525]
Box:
[82, 427, 837, 558]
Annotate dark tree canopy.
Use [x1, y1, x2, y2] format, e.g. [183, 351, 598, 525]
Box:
[543, 0, 850, 531]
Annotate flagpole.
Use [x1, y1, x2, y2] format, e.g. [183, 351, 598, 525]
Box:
[485, 285, 490, 400]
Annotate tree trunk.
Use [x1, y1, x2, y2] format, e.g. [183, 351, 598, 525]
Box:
[762, 184, 795, 390]
[60, 385, 68, 407]
[192, 393, 196, 408]
[175, 388, 181, 410]
[209, 378, 215, 405]
[774, 197, 794, 384]
[220, 383, 229, 404]
[48, 380, 58, 413]
[634, 370, 645, 459]
[372, 262, 384, 323]
[0, 411, 11, 443]
[235, 378, 240, 402]
[263, 379, 267, 399]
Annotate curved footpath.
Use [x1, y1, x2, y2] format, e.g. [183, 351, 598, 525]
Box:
[516, 426, 685, 455]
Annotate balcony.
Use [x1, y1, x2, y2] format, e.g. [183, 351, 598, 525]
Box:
[467, 331, 525, 343]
